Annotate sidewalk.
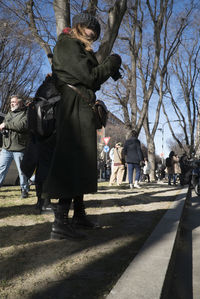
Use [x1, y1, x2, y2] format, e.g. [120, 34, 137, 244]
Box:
[0, 182, 187, 298]
[106, 185, 188, 299]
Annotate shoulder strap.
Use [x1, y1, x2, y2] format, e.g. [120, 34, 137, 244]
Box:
[36, 95, 61, 104]
[115, 148, 123, 163]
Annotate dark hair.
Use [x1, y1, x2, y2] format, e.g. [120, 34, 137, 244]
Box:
[169, 151, 175, 158]
[131, 130, 138, 137]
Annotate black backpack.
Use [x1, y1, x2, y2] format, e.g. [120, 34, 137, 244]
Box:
[166, 157, 172, 167]
[27, 75, 61, 137]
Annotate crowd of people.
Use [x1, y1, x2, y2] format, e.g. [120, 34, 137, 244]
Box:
[107, 146, 191, 188]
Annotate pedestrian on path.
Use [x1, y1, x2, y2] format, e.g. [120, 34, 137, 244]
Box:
[166, 151, 181, 185]
[124, 130, 144, 189]
[109, 142, 125, 186]
[143, 157, 151, 182]
[42, 11, 122, 240]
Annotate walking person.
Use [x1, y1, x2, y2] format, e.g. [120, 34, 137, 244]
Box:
[42, 11, 122, 240]
[173, 154, 181, 185]
[143, 157, 151, 182]
[166, 151, 180, 185]
[166, 151, 174, 185]
[109, 142, 125, 186]
[0, 95, 29, 198]
[109, 147, 115, 174]
[124, 130, 144, 189]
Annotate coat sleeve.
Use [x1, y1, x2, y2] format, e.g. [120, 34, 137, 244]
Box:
[53, 36, 119, 90]
[4, 112, 27, 133]
[137, 140, 143, 161]
[123, 142, 127, 155]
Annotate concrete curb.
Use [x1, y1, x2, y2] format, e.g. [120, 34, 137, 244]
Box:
[106, 187, 188, 299]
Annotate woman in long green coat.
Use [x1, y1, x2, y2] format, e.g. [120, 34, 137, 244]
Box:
[43, 12, 122, 240]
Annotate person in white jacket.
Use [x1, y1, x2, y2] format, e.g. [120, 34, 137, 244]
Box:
[143, 157, 151, 182]
[109, 142, 125, 186]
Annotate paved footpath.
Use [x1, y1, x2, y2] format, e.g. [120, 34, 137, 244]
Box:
[106, 186, 189, 299]
[190, 191, 200, 299]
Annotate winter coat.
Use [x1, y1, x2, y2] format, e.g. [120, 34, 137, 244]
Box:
[166, 155, 181, 174]
[113, 146, 125, 165]
[2, 108, 28, 151]
[173, 156, 181, 174]
[143, 161, 151, 174]
[42, 33, 121, 199]
[123, 136, 144, 164]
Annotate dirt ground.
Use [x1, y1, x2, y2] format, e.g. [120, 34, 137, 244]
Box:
[0, 182, 182, 299]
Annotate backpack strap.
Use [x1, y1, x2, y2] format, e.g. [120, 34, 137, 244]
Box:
[36, 95, 61, 104]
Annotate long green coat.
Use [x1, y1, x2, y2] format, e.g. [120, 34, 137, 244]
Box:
[43, 33, 119, 199]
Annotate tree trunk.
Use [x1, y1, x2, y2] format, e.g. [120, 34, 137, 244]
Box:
[147, 138, 156, 181]
[53, 0, 70, 37]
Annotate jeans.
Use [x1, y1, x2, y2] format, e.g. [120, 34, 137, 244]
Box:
[127, 163, 141, 184]
[0, 148, 29, 191]
[168, 174, 177, 185]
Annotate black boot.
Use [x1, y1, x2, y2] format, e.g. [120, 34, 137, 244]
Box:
[72, 196, 100, 229]
[35, 183, 53, 214]
[51, 202, 86, 240]
[35, 183, 44, 210]
[35, 197, 44, 210]
[40, 198, 54, 214]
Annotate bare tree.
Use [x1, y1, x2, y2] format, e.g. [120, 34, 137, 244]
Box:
[0, 0, 128, 110]
[101, 0, 192, 179]
[0, 18, 42, 113]
[162, 30, 200, 157]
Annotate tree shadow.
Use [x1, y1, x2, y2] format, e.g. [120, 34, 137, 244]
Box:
[0, 185, 189, 298]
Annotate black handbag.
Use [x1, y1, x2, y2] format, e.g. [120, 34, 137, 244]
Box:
[67, 84, 108, 130]
[92, 100, 108, 129]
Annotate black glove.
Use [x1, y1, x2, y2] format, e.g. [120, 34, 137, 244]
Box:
[110, 54, 122, 81]
[110, 53, 122, 68]
[111, 68, 122, 81]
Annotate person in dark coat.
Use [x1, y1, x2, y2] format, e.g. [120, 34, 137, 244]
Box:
[42, 11, 122, 240]
[123, 130, 144, 189]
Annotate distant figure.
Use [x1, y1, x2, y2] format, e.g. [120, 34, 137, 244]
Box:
[109, 147, 115, 173]
[143, 157, 151, 182]
[109, 142, 125, 186]
[173, 154, 181, 185]
[179, 153, 190, 185]
[156, 161, 166, 181]
[124, 130, 144, 189]
[166, 151, 181, 185]
[0, 95, 29, 198]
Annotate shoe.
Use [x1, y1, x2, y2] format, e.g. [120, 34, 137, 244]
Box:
[51, 205, 86, 240]
[28, 179, 35, 185]
[130, 184, 133, 189]
[21, 190, 28, 198]
[40, 204, 54, 215]
[72, 215, 101, 229]
[134, 181, 141, 189]
[51, 223, 86, 240]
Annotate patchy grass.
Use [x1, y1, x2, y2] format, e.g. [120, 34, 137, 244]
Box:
[0, 182, 179, 299]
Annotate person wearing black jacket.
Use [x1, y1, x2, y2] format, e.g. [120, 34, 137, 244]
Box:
[0, 95, 29, 198]
[124, 130, 144, 189]
[41, 11, 122, 240]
